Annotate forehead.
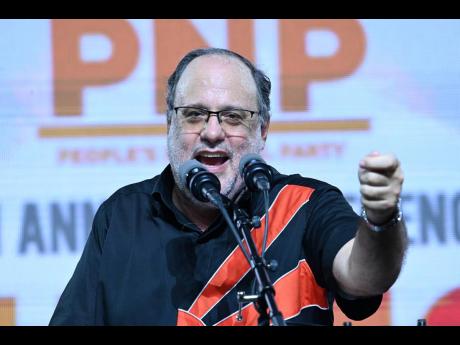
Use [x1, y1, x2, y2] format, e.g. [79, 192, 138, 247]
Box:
[175, 55, 258, 107]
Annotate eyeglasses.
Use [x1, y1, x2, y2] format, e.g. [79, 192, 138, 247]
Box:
[174, 106, 259, 135]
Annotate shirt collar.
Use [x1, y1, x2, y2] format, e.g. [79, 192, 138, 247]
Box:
[150, 164, 278, 238]
[151, 164, 176, 210]
[151, 164, 253, 211]
[150, 165, 196, 232]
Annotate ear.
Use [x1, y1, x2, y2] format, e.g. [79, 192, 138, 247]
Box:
[261, 118, 270, 142]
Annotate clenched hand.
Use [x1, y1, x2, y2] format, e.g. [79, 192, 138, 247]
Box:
[358, 151, 404, 225]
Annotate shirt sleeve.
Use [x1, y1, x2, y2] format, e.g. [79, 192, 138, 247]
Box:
[302, 186, 382, 320]
[49, 201, 109, 325]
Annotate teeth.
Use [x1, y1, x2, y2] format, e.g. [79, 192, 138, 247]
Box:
[200, 153, 227, 158]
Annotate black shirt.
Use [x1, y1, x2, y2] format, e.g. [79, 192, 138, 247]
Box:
[49, 165, 381, 326]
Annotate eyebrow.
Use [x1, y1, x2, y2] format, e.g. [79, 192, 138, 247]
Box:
[180, 103, 248, 111]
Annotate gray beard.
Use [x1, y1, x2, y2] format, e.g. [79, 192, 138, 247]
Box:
[166, 124, 265, 210]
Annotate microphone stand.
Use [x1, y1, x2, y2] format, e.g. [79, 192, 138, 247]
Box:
[184, 159, 285, 325]
[220, 195, 287, 326]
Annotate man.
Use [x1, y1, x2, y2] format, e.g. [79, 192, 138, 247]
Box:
[50, 48, 407, 326]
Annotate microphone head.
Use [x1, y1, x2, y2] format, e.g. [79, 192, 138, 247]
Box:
[238, 153, 266, 176]
[178, 159, 221, 202]
[178, 159, 205, 189]
[239, 153, 272, 191]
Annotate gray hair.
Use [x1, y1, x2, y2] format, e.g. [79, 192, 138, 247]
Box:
[165, 48, 271, 130]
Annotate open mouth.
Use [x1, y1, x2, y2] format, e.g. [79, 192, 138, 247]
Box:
[195, 152, 229, 166]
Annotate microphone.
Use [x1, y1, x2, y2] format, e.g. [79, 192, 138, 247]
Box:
[239, 153, 272, 192]
[179, 160, 252, 264]
[179, 159, 222, 203]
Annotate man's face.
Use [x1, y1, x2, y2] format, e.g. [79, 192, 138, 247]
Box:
[167, 55, 268, 201]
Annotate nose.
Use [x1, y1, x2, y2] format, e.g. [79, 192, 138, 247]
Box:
[200, 114, 225, 143]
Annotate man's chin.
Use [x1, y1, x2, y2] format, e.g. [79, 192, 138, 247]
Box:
[176, 184, 219, 210]
[220, 177, 244, 200]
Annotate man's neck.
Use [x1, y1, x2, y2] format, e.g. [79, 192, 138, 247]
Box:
[171, 186, 220, 232]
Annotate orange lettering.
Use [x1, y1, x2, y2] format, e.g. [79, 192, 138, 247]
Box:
[228, 19, 254, 62]
[280, 19, 366, 111]
[58, 149, 80, 163]
[155, 19, 256, 114]
[53, 19, 139, 115]
[143, 148, 156, 161]
[0, 297, 15, 326]
[154, 20, 209, 114]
